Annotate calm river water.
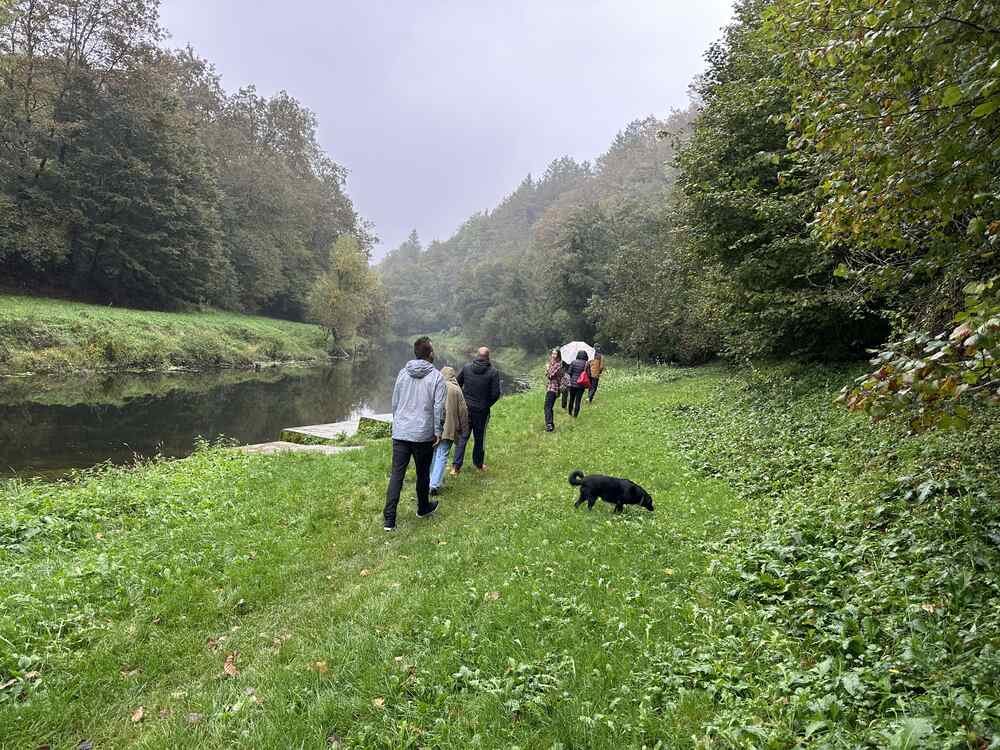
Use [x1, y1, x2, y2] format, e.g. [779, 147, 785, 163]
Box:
[0, 342, 521, 479]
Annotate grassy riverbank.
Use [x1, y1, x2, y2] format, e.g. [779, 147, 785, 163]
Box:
[0, 295, 334, 375]
[2, 364, 998, 748]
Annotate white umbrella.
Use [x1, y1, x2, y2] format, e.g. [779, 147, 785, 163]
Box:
[560, 341, 595, 365]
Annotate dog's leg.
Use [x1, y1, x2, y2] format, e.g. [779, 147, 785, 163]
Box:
[614, 502, 624, 513]
[574, 489, 586, 508]
[587, 493, 597, 510]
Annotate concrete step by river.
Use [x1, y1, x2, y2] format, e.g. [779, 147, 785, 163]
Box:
[237, 441, 364, 455]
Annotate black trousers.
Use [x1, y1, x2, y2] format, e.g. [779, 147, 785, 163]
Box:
[561, 389, 568, 409]
[544, 391, 558, 428]
[383, 439, 435, 525]
[588, 376, 600, 402]
[567, 387, 585, 417]
[453, 407, 489, 468]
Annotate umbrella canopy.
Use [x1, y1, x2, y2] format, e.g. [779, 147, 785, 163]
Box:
[560, 341, 595, 365]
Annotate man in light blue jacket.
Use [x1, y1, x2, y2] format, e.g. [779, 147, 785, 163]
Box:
[383, 336, 446, 530]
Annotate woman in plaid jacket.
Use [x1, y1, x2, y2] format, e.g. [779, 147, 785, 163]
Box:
[544, 349, 563, 432]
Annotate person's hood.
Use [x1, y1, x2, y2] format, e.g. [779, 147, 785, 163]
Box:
[405, 359, 435, 378]
[441, 366, 457, 383]
[471, 357, 491, 374]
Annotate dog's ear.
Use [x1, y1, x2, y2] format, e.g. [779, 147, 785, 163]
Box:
[642, 493, 654, 511]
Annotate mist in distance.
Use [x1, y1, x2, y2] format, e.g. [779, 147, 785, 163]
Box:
[159, 0, 734, 257]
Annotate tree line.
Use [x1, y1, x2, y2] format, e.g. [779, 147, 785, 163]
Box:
[380, 0, 1000, 428]
[1, 0, 385, 339]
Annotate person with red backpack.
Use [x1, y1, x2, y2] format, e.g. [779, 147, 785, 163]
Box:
[565, 350, 591, 418]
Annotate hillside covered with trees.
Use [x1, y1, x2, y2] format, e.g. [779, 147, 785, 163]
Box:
[1, 0, 384, 336]
[381, 0, 1000, 427]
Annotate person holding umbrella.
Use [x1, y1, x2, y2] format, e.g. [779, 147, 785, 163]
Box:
[559, 341, 594, 419]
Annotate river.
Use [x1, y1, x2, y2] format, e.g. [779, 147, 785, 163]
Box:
[0, 341, 523, 480]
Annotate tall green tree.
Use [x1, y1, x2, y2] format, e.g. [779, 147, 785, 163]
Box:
[62, 53, 230, 305]
[307, 235, 382, 343]
[675, 0, 885, 360]
[0, 0, 162, 275]
[771, 0, 1000, 426]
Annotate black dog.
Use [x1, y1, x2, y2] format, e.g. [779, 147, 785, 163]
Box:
[569, 470, 654, 513]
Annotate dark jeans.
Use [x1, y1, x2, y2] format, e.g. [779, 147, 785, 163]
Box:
[588, 376, 600, 402]
[383, 439, 435, 526]
[544, 390, 558, 429]
[453, 407, 489, 468]
[567, 387, 585, 417]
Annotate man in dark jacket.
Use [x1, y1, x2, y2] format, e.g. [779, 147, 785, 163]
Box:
[451, 346, 501, 473]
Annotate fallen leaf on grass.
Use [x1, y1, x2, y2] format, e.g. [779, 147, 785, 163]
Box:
[244, 687, 264, 705]
[272, 632, 293, 649]
[159, 708, 172, 719]
[484, 591, 501, 601]
[327, 732, 343, 747]
[95, 533, 104, 540]
[664, 568, 675, 576]
[186, 713, 203, 725]
[359, 569, 371, 577]
[920, 603, 936, 613]
[372, 697, 385, 709]
[311, 661, 329, 674]
[120, 667, 140, 679]
[0, 678, 17, 690]
[131, 706, 145, 723]
[222, 651, 240, 678]
[24, 671, 40, 681]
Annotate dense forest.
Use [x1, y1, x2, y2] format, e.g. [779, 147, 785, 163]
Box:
[381, 0, 1000, 427]
[0, 0, 385, 338]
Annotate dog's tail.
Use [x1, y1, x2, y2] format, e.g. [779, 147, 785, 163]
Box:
[568, 470, 585, 486]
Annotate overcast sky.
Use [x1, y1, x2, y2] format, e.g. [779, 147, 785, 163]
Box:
[159, 1, 734, 258]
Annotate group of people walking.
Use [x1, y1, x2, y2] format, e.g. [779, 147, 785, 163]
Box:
[383, 336, 500, 531]
[544, 347, 603, 430]
[383, 336, 604, 531]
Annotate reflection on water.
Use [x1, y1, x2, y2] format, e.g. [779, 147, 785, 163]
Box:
[0, 341, 517, 479]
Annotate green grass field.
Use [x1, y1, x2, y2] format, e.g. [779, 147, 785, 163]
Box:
[0, 295, 332, 375]
[1, 364, 998, 748]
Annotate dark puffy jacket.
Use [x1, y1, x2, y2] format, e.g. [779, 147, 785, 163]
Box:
[457, 357, 501, 411]
[567, 355, 590, 386]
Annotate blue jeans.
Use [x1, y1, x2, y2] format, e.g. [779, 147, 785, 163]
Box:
[430, 438, 454, 489]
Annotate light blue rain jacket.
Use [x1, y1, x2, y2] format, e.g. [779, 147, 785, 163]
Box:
[391, 359, 446, 442]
